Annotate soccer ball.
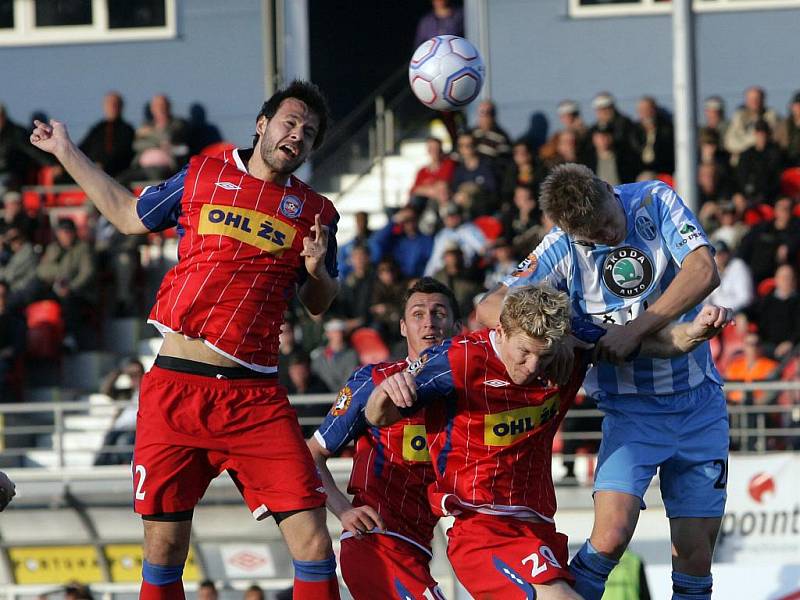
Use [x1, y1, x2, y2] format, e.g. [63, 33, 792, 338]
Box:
[409, 35, 485, 111]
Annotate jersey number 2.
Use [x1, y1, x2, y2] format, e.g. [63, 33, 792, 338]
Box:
[522, 545, 561, 578]
[134, 465, 147, 500]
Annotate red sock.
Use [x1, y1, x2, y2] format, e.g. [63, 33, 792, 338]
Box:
[139, 579, 185, 599]
[293, 577, 340, 600]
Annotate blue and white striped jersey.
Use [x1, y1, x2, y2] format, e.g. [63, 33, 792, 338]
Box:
[503, 180, 722, 397]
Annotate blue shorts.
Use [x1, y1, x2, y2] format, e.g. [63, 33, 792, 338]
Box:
[594, 378, 729, 518]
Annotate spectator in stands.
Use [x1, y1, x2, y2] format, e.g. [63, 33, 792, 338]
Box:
[408, 136, 455, 212]
[585, 123, 640, 185]
[0, 190, 37, 241]
[539, 129, 580, 173]
[776, 91, 800, 167]
[500, 140, 543, 204]
[501, 184, 543, 257]
[432, 245, 482, 320]
[336, 243, 373, 330]
[119, 94, 189, 185]
[0, 281, 26, 403]
[708, 201, 749, 254]
[724, 86, 780, 163]
[277, 321, 299, 389]
[736, 120, 784, 204]
[452, 132, 497, 210]
[706, 240, 753, 314]
[72, 91, 135, 179]
[738, 196, 800, 284]
[590, 91, 638, 158]
[414, 0, 464, 49]
[698, 128, 733, 199]
[470, 100, 512, 174]
[483, 237, 519, 290]
[697, 162, 729, 208]
[0, 227, 38, 308]
[94, 357, 144, 465]
[368, 206, 433, 279]
[94, 213, 146, 316]
[369, 257, 406, 340]
[337, 211, 372, 280]
[0, 103, 50, 193]
[701, 95, 728, 141]
[197, 580, 218, 600]
[186, 103, 223, 156]
[243, 585, 265, 600]
[34, 218, 97, 350]
[556, 99, 589, 142]
[424, 202, 486, 276]
[756, 264, 800, 360]
[285, 351, 327, 395]
[634, 95, 675, 175]
[311, 318, 359, 393]
[63, 582, 94, 600]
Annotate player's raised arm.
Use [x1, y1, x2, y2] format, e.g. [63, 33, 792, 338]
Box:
[476, 284, 508, 327]
[298, 213, 340, 315]
[30, 120, 147, 234]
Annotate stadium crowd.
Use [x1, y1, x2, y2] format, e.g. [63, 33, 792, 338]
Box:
[0, 85, 799, 453]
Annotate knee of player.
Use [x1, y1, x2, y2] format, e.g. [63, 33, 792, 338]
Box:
[590, 524, 635, 558]
[291, 528, 334, 561]
[143, 520, 192, 564]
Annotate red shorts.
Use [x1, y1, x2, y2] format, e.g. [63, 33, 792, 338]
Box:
[132, 365, 325, 519]
[340, 533, 445, 600]
[446, 512, 573, 599]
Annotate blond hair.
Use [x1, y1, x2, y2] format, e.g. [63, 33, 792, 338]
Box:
[499, 283, 571, 349]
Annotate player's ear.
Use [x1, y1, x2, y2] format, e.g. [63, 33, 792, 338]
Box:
[256, 115, 268, 136]
[400, 318, 408, 339]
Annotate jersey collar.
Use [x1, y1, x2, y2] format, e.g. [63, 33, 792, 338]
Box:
[232, 148, 293, 187]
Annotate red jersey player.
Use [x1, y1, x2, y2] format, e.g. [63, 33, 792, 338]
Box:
[308, 278, 461, 600]
[30, 82, 342, 600]
[365, 284, 733, 600]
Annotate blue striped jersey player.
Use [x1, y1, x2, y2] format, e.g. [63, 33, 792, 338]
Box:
[478, 164, 728, 600]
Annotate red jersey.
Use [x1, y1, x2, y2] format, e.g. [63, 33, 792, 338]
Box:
[136, 149, 339, 372]
[402, 329, 587, 522]
[411, 157, 456, 191]
[314, 360, 438, 555]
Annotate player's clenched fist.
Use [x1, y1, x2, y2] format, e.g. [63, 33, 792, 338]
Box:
[686, 304, 733, 341]
[30, 119, 74, 158]
[339, 505, 385, 537]
[380, 371, 418, 408]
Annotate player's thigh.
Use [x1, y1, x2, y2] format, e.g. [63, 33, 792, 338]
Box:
[447, 517, 572, 598]
[341, 535, 443, 600]
[660, 383, 729, 519]
[226, 396, 327, 517]
[533, 579, 584, 600]
[277, 506, 332, 562]
[594, 405, 669, 502]
[669, 516, 723, 575]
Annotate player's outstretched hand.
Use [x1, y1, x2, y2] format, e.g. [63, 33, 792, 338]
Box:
[687, 304, 733, 341]
[300, 213, 329, 277]
[30, 119, 74, 158]
[340, 505, 385, 537]
[380, 371, 417, 409]
[0, 470, 16, 511]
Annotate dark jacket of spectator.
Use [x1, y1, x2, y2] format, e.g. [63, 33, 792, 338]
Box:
[79, 118, 135, 178]
[736, 141, 784, 204]
[757, 292, 800, 354]
[634, 107, 675, 174]
[414, 1, 464, 49]
[737, 200, 800, 284]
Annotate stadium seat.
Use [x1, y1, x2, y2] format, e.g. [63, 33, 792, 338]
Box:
[473, 215, 503, 241]
[200, 141, 237, 157]
[757, 277, 776, 297]
[25, 300, 65, 360]
[655, 173, 674, 188]
[780, 167, 800, 200]
[22, 190, 42, 216]
[350, 327, 391, 365]
[53, 188, 87, 207]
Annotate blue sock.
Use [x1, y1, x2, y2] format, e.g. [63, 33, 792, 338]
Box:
[292, 555, 337, 581]
[141, 560, 184, 585]
[672, 571, 712, 600]
[569, 540, 618, 600]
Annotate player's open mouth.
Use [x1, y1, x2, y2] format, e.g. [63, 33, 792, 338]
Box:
[279, 144, 298, 158]
[422, 335, 439, 342]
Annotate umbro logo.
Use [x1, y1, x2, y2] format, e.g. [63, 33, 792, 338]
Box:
[215, 181, 242, 191]
[484, 379, 510, 387]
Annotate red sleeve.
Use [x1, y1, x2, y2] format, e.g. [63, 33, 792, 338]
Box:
[440, 158, 456, 184]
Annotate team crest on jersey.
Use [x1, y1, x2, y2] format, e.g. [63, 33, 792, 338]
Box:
[510, 252, 538, 278]
[635, 215, 657, 241]
[407, 353, 429, 375]
[602, 246, 654, 298]
[279, 195, 303, 219]
[331, 386, 352, 416]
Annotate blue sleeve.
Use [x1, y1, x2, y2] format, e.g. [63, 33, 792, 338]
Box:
[314, 365, 374, 453]
[652, 182, 711, 265]
[502, 229, 571, 291]
[368, 221, 395, 264]
[571, 317, 606, 345]
[135, 166, 188, 232]
[398, 341, 456, 417]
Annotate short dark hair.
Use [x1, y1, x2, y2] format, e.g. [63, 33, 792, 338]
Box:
[402, 276, 461, 323]
[199, 579, 216, 590]
[253, 80, 330, 150]
[539, 163, 607, 234]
